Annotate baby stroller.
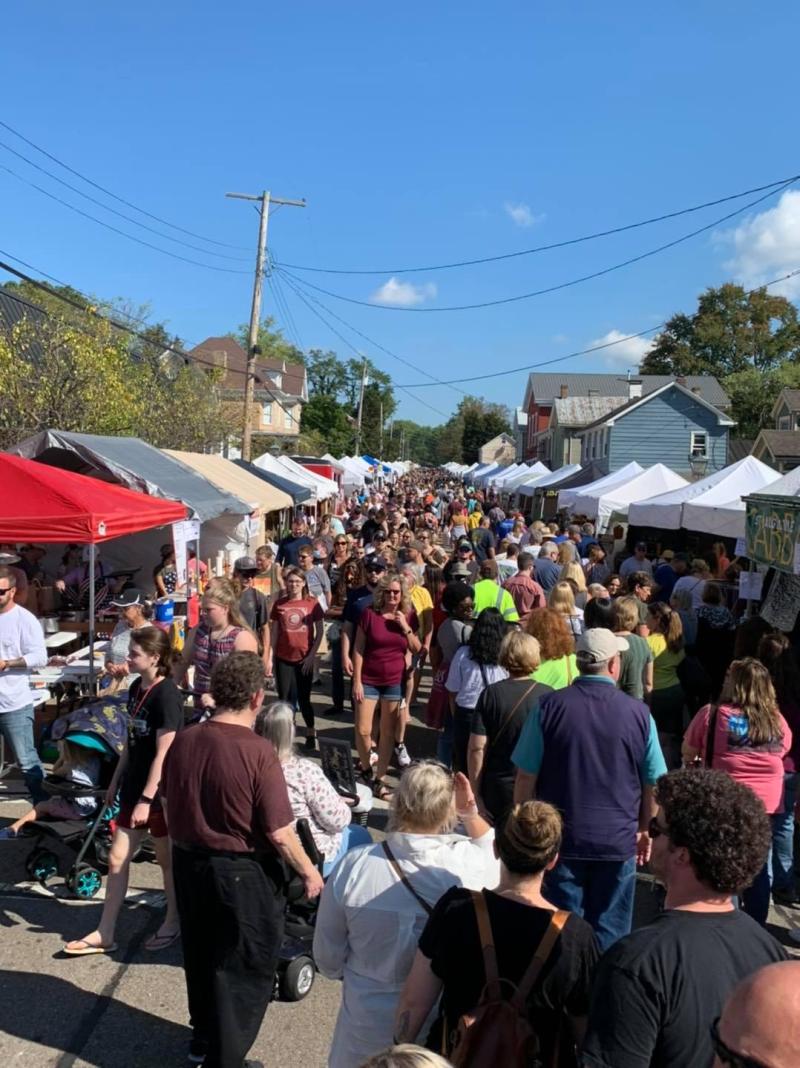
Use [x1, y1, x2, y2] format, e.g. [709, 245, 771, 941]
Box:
[21, 695, 128, 899]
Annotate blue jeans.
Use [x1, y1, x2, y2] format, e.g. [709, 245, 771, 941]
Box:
[741, 848, 773, 925]
[544, 856, 636, 951]
[771, 772, 796, 896]
[322, 824, 372, 877]
[0, 704, 45, 803]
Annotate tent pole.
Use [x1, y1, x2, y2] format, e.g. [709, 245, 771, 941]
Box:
[88, 543, 96, 692]
[746, 557, 755, 619]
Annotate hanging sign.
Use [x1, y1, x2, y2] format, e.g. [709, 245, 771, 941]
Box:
[745, 498, 800, 575]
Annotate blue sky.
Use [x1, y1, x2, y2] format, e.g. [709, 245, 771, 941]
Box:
[3, 3, 800, 426]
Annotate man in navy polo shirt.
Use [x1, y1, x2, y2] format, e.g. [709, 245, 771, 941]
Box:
[512, 628, 666, 950]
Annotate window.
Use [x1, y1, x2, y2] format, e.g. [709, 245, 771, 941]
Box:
[261, 402, 272, 424]
[284, 405, 294, 430]
[778, 415, 791, 430]
[690, 431, 708, 458]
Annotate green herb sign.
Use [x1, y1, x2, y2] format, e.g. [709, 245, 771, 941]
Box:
[745, 498, 800, 574]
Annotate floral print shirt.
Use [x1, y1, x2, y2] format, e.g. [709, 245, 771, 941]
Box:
[281, 755, 352, 860]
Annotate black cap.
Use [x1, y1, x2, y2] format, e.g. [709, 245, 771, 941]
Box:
[365, 556, 388, 572]
[110, 588, 145, 608]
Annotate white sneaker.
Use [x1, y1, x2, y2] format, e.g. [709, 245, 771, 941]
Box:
[394, 742, 411, 768]
[368, 747, 379, 767]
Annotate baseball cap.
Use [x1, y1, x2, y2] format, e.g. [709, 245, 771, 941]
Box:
[575, 628, 629, 665]
[660, 549, 675, 561]
[449, 562, 472, 579]
[234, 556, 258, 572]
[635, 541, 648, 551]
[0, 551, 21, 565]
[365, 556, 388, 572]
[457, 541, 473, 552]
[110, 588, 145, 608]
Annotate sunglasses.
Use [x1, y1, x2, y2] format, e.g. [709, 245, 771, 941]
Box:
[648, 817, 668, 839]
[334, 540, 348, 545]
[710, 1018, 767, 1068]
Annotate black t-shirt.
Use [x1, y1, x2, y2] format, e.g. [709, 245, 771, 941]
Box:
[471, 678, 553, 822]
[238, 587, 269, 633]
[121, 676, 184, 807]
[582, 908, 789, 1068]
[419, 887, 598, 1067]
[470, 527, 495, 563]
[359, 519, 382, 545]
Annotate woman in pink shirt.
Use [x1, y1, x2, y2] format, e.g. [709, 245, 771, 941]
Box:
[682, 657, 791, 925]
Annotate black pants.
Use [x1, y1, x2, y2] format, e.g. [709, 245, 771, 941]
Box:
[275, 656, 315, 731]
[329, 638, 346, 711]
[172, 846, 286, 1068]
[453, 703, 473, 775]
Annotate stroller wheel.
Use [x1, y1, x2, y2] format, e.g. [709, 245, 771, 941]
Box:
[26, 848, 59, 884]
[66, 864, 103, 899]
[280, 955, 315, 1001]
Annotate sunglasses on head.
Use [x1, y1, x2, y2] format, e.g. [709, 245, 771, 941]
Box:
[710, 1018, 768, 1068]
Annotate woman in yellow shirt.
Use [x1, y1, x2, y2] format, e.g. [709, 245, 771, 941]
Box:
[646, 602, 686, 767]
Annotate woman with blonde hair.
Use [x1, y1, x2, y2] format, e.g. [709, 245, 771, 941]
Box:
[646, 601, 686, 764]
[548, 580, 584, 638]
[560, 560, 588, 609]
[358, 1047, 451, 1068]
[314, 764, 499, 1068]
[396, 801, 598, 1061]
[525, 608, 577, 690]
[683, 658, 791, 924]
[468, 631, 553, 823]
[353, 572, 421, 799]
[557, 541, 574, 568]
[173, 577, 258, 708]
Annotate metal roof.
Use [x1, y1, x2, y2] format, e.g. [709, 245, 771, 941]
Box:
[527, 373, 730, 409]
[551, 396, 623, 426]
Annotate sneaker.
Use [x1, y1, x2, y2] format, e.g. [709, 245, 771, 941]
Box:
[368, 746, 379, 768]
[394, 742, 411, 768]
[304, 734, 317, 752]
[772, 888, 799, 908]
[188, 1036, 208, 1063]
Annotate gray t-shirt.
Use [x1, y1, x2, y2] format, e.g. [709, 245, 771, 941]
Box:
[436, 618, 473, 663]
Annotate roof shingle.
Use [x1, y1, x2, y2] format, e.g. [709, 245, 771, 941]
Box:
[527, 372, 729, 409]
[188, 336, 306, 399]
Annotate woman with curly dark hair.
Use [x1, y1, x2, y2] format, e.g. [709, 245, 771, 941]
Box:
[525, 607, 577, 689]
[682, 658, 791, 924]
[445, 608, 508, 773]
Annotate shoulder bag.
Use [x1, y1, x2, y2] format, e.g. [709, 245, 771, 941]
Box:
[381, 840, 433, 915]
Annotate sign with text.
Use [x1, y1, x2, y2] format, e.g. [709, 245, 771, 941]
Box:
[745, 498, 800, 575]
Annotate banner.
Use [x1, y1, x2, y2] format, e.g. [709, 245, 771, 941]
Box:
[745, 499, 800, 575]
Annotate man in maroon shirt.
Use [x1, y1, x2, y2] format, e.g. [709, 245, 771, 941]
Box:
[503, 551, 546, 624]
[162, 652, 323, 1068]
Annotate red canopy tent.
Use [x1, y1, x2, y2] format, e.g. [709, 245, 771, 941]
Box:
[0, 453, 186, 542]
[0, 453, 188, 684]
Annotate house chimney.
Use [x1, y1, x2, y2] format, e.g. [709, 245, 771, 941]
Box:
[559, 384, 569, 399]
[627, 378, 643, 400]
[676, 376, 687, 387]
[691, 386, 701, 395]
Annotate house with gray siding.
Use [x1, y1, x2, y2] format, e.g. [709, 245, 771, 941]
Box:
[576, 381, 734, 477]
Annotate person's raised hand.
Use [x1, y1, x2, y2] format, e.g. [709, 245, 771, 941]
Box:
[454, 771, 476, 814]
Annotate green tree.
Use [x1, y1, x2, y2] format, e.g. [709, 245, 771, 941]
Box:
[229, 316, 305, 365]
[457, 396, 512, 464]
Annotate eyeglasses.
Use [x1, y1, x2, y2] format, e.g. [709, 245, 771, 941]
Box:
[334, 540, 347, 545]
[710, 1018, 768, 1068]
[386, 589, 402, 596]
[648, 817, 668, 839]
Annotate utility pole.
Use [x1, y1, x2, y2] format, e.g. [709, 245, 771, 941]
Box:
[225, 189, 305, 461]
[354, 358, 368, 456]
[378, 399, 384, 459]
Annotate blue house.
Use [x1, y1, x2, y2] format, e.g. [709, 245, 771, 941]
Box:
[576, 380, 734, 478]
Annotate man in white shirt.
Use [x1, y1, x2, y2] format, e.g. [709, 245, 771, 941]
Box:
[0, 567, 48, 802]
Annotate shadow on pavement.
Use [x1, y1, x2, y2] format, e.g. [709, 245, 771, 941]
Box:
[0, 968, 188, 1066]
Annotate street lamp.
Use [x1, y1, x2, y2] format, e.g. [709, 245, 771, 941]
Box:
[688, 453, 709, 480]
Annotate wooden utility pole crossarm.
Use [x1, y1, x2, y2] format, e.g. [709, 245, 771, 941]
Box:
[225, 189, 305, 461]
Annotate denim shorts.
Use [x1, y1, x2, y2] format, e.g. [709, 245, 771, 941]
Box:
[362, 682, 403, 701]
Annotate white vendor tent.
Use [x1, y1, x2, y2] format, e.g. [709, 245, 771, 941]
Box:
[252, 452, 338, 502]
[628, 456, 777, 532]
[489, 463, 526, 487]
[681, 457, 780, 539]
[559, 461, 644, 511]
[572, 464, 687, 531]
[517, 463, 582, 497]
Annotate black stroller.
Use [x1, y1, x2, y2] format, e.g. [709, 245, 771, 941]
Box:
[22, 695, 128, 898]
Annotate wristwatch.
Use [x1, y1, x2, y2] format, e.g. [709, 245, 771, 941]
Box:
[139, 794, 155, 805]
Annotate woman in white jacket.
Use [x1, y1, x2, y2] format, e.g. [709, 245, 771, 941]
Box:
[313, 762, 499, 1068]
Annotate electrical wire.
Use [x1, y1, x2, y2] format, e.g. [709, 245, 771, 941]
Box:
[390, 266, 800, 387]
[272, 269, 305, 352]
[0, 138, 249, 262]
[276, 173, 800, 275]
[276, 271, 451, 420]
[277, 266, 467, 397]
[277, 178, 798, 313]
[0, 163, 251, 275]
[0, 118, 250, 251]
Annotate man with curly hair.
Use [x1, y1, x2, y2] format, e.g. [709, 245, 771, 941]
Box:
[582, 768, 788, 1068]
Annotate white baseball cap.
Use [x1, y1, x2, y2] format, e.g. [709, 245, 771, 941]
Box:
[576, 628, 629, 665]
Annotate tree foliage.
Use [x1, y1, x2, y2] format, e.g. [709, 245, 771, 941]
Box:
[639, 283, 800, 439]
[229, 316, 305, 366]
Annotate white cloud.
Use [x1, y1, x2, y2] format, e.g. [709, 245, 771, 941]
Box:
[370, 276, 437, 307]
[718, 189, 800, 299]
[504, 201, 544, 228]
[551, 333, 569, 343]
[590, 329, 655, 370]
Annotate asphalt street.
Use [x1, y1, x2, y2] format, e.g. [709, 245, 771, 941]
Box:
[1, 671, 798, 1067]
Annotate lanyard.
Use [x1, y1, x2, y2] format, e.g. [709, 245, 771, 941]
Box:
[131, 677, 163, 720]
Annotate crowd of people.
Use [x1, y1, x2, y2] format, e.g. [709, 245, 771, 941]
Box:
[0, 467, 798, 1068]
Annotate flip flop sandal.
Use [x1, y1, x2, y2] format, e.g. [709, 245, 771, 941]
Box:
[144, 930, 181, 952]
[64, 938, 118, 956]
[372, 779, 393, 802]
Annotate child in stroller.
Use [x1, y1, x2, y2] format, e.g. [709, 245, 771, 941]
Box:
[0, 737, 101, 838]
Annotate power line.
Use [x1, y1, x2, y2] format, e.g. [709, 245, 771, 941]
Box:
[276, 266, 467, 397]
[0, 163, 251, 275]
[276, 172, 800, 276]
[391, 266, 800, 387]
[277, 179, 797, 313]
[0, 118, 250, 251]
[0, 138, 250, 263]
[277, 271, 451, 420]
